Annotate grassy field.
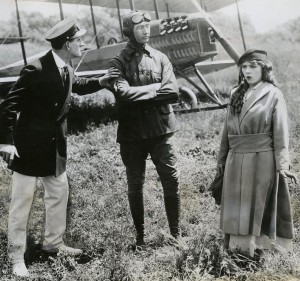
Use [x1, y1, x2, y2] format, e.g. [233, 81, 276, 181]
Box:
[1, 15, 300, 281]
[0, 88, 300, 280]
[0, 107, 300, 280]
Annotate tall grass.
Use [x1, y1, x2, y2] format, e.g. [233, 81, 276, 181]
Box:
[1, 105, 299, 280]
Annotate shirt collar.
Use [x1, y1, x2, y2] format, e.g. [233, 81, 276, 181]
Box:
[122, 42, 153, 61]
[52, 50, 67, 68]
[249, 81, 263, 91]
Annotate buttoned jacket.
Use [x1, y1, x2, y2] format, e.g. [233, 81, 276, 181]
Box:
[0, 50, 103, 177]
[108, 42, 179, 142]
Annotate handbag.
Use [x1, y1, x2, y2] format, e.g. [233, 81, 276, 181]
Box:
[209, 171, 224, 205]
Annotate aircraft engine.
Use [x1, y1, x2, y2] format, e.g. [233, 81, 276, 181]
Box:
[149, 13, 218, 68]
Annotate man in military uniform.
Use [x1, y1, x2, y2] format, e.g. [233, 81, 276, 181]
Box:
[108, 10, 180, 247]
[0, 18, 119, 277]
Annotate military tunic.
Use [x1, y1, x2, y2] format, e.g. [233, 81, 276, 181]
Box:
[108, 42, 179, 142]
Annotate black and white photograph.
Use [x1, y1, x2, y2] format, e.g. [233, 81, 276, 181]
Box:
[0, 0, 299, 280]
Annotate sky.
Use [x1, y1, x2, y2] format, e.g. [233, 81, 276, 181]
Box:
[0, 0, 300, 34]
[222, 0, 300, 33]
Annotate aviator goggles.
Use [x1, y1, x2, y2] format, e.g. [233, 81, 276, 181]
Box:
[131, 12, 151, 24]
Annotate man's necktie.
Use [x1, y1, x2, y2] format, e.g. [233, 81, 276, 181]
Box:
[61, 65, 68, 86]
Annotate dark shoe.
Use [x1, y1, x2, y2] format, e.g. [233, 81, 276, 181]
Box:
[128, 237, 146, 251]
[133, 239, 146, 251]
[42, 247, 59, 255]
[43, 244, 83, 256]
[170, 226, 180, 239]
[136, 236, 146, 247]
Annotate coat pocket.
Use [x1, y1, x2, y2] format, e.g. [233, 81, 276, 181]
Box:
[151, 71, 162, 83]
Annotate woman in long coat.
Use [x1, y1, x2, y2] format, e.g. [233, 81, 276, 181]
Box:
[217, 49, 298, 257]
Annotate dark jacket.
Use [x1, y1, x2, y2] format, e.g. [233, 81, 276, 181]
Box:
[0, 51, 103, 177]
[108, 42, 179, 143]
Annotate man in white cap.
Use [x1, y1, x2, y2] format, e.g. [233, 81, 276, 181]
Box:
[0, 17, 119, 277]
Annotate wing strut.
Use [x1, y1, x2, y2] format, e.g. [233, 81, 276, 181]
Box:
[175, 67, 222, 106]
[235, 0, 247, 51]
[153, 0, 159, 19]
[89, 0, 100, 48]
[164, 0, 170, 17]
[58, 0, 64, 20]
[15, 0, 27, 66]
[116, 0, 123, 38]
[129, 0, 134, 10]
[193, 65, 222, 104]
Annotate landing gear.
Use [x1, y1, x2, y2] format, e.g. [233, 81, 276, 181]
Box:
[172, 65, 227, 113]
[173, 86, 198, 111]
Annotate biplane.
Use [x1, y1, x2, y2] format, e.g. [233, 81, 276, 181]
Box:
[0, 0, 246, 113]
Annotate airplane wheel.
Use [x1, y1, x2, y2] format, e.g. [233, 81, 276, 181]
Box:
[107, 37, 118, 45]
[178, 87, 198, 109]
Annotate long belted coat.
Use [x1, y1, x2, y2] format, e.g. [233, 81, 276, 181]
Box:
[217, 82, 294, 240]
[0, 51, 103, 177]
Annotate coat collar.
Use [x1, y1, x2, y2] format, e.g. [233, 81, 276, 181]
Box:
[239, 82, 275, 125]
[41, 51, 73, 122]
[41, 51, 65, 89]
[122, 42, 153, 61]
[52, 50, 67, 68]
[56, 64, 73, 122]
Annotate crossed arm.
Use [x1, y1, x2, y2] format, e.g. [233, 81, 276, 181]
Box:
[108, 54, 178, 104]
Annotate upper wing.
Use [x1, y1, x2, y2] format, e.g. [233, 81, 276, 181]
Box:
[200, 0, 243, 12]
[19, 0, 242, 13]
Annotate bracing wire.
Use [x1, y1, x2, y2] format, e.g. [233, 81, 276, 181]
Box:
[74, 31, 100, 72]
[1, 20, 20, 45]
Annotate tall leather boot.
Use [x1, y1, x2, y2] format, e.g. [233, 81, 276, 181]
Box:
[164, 195, 180, 238]
[128, 193, 145, 246]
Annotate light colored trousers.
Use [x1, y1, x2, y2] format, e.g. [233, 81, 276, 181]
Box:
[8, 171, 69, 264]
